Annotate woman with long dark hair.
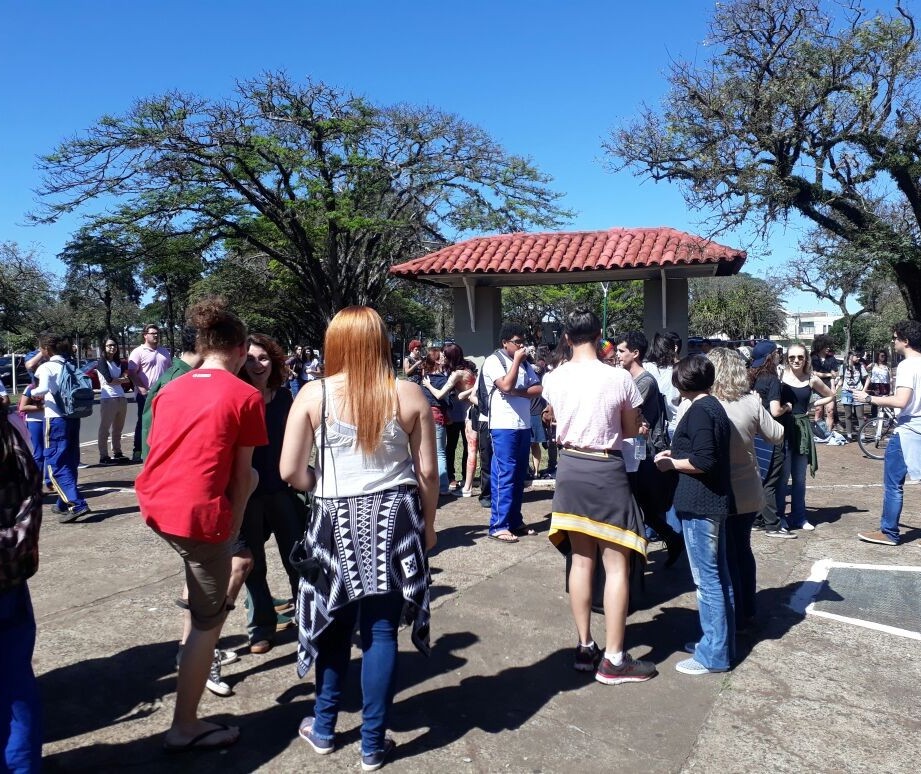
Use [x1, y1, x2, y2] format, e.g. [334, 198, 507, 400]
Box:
[423, 342, 475, 493]
[0, 405, 43, 770]
[236, 333, 304, 654]
[96, 337, 131, 464]
[747, 341, 793, 537]
[281, 306, 437, 771]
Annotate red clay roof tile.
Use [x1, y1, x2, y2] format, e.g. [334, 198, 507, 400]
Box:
[390, 228, 745, 280]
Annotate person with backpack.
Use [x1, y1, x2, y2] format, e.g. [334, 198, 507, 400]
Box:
[31, 332, 92, 521]
[615, 331, 685, 567]
[0, 405, 43, 772]
[482, 324, 542, 543]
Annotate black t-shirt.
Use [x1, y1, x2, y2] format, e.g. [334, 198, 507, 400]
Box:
[811, 355, 840, 386]
[753, 373, 781, 411]
[252, 387, 293, 495]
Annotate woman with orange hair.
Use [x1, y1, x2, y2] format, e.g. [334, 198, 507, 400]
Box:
[280, 306, 437, 771]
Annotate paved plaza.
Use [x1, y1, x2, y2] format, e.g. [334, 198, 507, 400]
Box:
[33, 440, 920, 773]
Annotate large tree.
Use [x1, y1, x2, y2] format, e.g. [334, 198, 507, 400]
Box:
[34, 73, 571, 340]
[606, 0, 921, 319]
[0, 242, 56, 342]
[59, 230, 141, 339]
[689, 274, 787, 339]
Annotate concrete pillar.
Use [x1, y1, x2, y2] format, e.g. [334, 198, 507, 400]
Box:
[452, 285, 502, 358]
[643, 276, 689, 356]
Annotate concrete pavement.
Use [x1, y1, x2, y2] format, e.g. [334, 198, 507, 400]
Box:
[30, 441, 920, 773]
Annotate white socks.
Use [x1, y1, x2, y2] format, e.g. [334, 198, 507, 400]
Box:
[605, 650, 625, 666]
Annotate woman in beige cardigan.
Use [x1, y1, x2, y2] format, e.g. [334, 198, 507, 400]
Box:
[707, 348, 784, 633]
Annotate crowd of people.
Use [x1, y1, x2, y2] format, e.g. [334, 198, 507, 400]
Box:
[2, 303, 920, 771]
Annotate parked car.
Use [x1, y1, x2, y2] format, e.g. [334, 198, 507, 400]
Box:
[0, 356, 30, 390]
[79, 359, 133, 392]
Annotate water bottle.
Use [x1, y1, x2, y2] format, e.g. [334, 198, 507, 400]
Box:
[635, 440, 647, 461]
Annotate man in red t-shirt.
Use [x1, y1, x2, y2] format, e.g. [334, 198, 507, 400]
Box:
[135, 303, 267, 752]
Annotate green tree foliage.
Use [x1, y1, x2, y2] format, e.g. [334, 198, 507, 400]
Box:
[59, 230, 140, 339]
[0, 242, 55, 338]
[502, 282, 643, 342]
[689, 274, 786, 339]
[190, 250, 305, 346]
[606, 0, 921, 319]
[828, 283, 907, 352]
[35, 73, 572, 341]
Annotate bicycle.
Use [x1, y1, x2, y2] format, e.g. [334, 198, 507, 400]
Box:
[857, 405, 897, 460]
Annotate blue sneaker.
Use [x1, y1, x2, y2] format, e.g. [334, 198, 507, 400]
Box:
[361, 737, 396, 771]
[298, 717, 333, 755]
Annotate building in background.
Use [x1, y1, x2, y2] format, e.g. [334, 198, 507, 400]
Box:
[772, 310, 843, 348]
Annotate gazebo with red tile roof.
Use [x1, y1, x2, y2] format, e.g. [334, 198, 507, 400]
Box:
[389, 226, 747, 355]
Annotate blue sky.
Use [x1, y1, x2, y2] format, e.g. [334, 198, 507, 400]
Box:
[0, 0, 830, 312]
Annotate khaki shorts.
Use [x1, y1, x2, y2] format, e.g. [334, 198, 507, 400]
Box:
[158, 532, 233, 631]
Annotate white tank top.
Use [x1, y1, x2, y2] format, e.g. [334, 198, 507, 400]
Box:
[312, 391, 417, 498]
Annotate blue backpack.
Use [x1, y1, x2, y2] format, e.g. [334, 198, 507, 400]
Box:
[52, 361, 95, 419]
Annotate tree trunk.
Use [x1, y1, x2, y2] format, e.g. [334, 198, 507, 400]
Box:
[103, 285, 114, 339]
[893, 259, 921, 321]
[165, 283, 176, 353]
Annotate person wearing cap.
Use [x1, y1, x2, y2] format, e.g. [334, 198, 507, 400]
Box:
[747, 341, 794, 537]
[404, 340, 424, 384]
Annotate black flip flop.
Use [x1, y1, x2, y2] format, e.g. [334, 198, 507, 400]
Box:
[163, 723, 238, 753]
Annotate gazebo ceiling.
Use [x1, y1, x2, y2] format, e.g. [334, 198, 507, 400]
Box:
[390, 227, 747, 287]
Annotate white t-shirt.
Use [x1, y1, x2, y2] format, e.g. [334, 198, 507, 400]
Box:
[895, 356, 921, 427]
[482, 350, 539, 430]
[22, 384, 44, 423]
[32, 356, 67, 419]
[98, 359, 126, 399]
[542, 359, 642, 451]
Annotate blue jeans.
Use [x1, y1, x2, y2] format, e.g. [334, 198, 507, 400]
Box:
[679, 512, 735, 670]
[312, 591, 405, 755]
[434, 423, 449, 494]
[489, 429, 530, 534]
[0, 584, 41, 773]
[777, 440, 808, 527]
[725, 513, 757, 626]
[133, 392, 146, 453]
[45, 416, 87, 511]
[880, 433, 907, 543]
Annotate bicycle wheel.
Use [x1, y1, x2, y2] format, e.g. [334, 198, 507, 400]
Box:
[857, 416, 893, 460]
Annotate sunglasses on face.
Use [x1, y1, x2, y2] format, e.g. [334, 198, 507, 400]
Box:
[508, 338, 525, 345]
[788, 355, 805, 361]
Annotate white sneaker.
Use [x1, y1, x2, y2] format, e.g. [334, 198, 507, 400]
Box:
[216, 648, 239, 666]
[800, 522, 816, 531]
[206, 651, 232, 697]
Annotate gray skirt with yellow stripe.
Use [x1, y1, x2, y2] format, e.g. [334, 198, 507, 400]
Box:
[548, 449, 647, 559]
